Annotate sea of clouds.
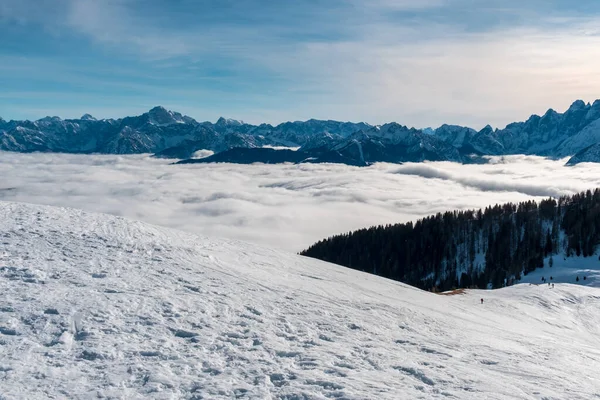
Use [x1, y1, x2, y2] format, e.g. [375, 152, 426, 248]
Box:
[2, 152, 600, 252]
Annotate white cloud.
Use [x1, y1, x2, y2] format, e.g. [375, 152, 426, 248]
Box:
[393, 159, 585, 198]
[261, 145, 300, 151]
[191, 149, 214, 159]
[4, 1, 600, 129]
[270, 23, 600, 129]
[1, 152, 599, 252]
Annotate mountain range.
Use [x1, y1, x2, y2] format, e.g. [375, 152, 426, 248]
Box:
[3, 100, 600, 165]
[0, 106, 369, 157]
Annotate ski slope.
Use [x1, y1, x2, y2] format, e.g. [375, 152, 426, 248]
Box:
[1, 202, 600, 399]
[520, 254, 600, 288]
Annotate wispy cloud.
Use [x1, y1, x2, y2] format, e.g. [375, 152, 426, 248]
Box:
[393, 161, 582, 198]
[2, 0, 600, 127]
[65, 0, 194, 58]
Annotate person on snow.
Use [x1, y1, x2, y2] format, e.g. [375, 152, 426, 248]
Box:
[480, 298, 484, 304]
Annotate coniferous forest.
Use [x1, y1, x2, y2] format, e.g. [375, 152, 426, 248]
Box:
[301, 189, 600, 291]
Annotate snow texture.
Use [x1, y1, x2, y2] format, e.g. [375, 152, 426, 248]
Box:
[1, 202, 600, 399]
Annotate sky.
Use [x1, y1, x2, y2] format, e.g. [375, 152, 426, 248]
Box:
[2, 152, 600, 251]
[2, 0, 600, 129]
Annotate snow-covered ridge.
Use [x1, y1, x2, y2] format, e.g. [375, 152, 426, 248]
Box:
[1, 202, 600, 399]
[5, 99, 600, 164]
[0, 108, 370, 157]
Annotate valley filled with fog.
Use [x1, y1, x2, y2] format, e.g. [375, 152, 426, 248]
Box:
[2, 152, 600, 252]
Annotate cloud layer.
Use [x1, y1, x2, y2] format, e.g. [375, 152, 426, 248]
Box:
[1, 152, 600, 252]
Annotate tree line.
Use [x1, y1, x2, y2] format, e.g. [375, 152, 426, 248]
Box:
[301, 189, 600, 291]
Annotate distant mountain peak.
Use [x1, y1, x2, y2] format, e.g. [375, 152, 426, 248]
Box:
[568, 99, 586, 112]
[149, 105, 167, 113]
[37, 116, 62, 122]
[80, 113, 96, 121]
[146, 106, 188, 125]
[216, 117, 244, 126]
[479, 124, 494, 134]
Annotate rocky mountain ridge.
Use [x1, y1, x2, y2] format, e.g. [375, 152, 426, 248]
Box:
[3, 100, 600, 165]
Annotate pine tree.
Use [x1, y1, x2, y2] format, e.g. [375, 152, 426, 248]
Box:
[301, 189, 600, 290]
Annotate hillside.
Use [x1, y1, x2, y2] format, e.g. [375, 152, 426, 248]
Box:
[1, 202, 600, 399]
[302, 190, 600, 291]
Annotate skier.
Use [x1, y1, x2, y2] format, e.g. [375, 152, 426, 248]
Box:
[480, 298, 484, 304]
[552, 283, 554, 288]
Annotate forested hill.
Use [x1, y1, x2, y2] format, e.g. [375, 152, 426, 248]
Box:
[301, 189, 600, 291]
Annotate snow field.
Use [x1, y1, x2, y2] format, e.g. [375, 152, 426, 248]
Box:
[1, 202, 600, 399]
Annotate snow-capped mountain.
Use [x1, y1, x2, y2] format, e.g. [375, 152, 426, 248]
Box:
[5, 99, 600, 164]
[2, 201, 600, 399]
[0, 108, 369, 157]
[80, 113, 97, 121]
[438, 99, 600, 160]
[0, 107, 198, 154]
[315, 123, 467, 164]
[183, 99, 600, 165]
[431, 124, 478, 149]
[267, 119, 372, 147]
[153, 129, 270, 159]
[185, 123, 470, 166]
[298, 131, 344, 151]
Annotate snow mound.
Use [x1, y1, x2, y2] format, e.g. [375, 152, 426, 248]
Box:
[1, 202, 600, 399]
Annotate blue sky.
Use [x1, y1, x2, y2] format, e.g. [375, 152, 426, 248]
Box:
[1, 0, 600, 129]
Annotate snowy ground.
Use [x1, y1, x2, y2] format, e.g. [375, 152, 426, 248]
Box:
[520, 254, 600, 288]
[1, 202, 600, 399]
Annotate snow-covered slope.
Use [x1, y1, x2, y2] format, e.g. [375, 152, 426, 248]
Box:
[520, 254, 600, 286]
[566, 142, 600, 165]
[1, 202, 600, 399]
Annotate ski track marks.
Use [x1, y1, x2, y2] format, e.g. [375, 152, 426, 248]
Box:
[0, 202, 600, 399]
